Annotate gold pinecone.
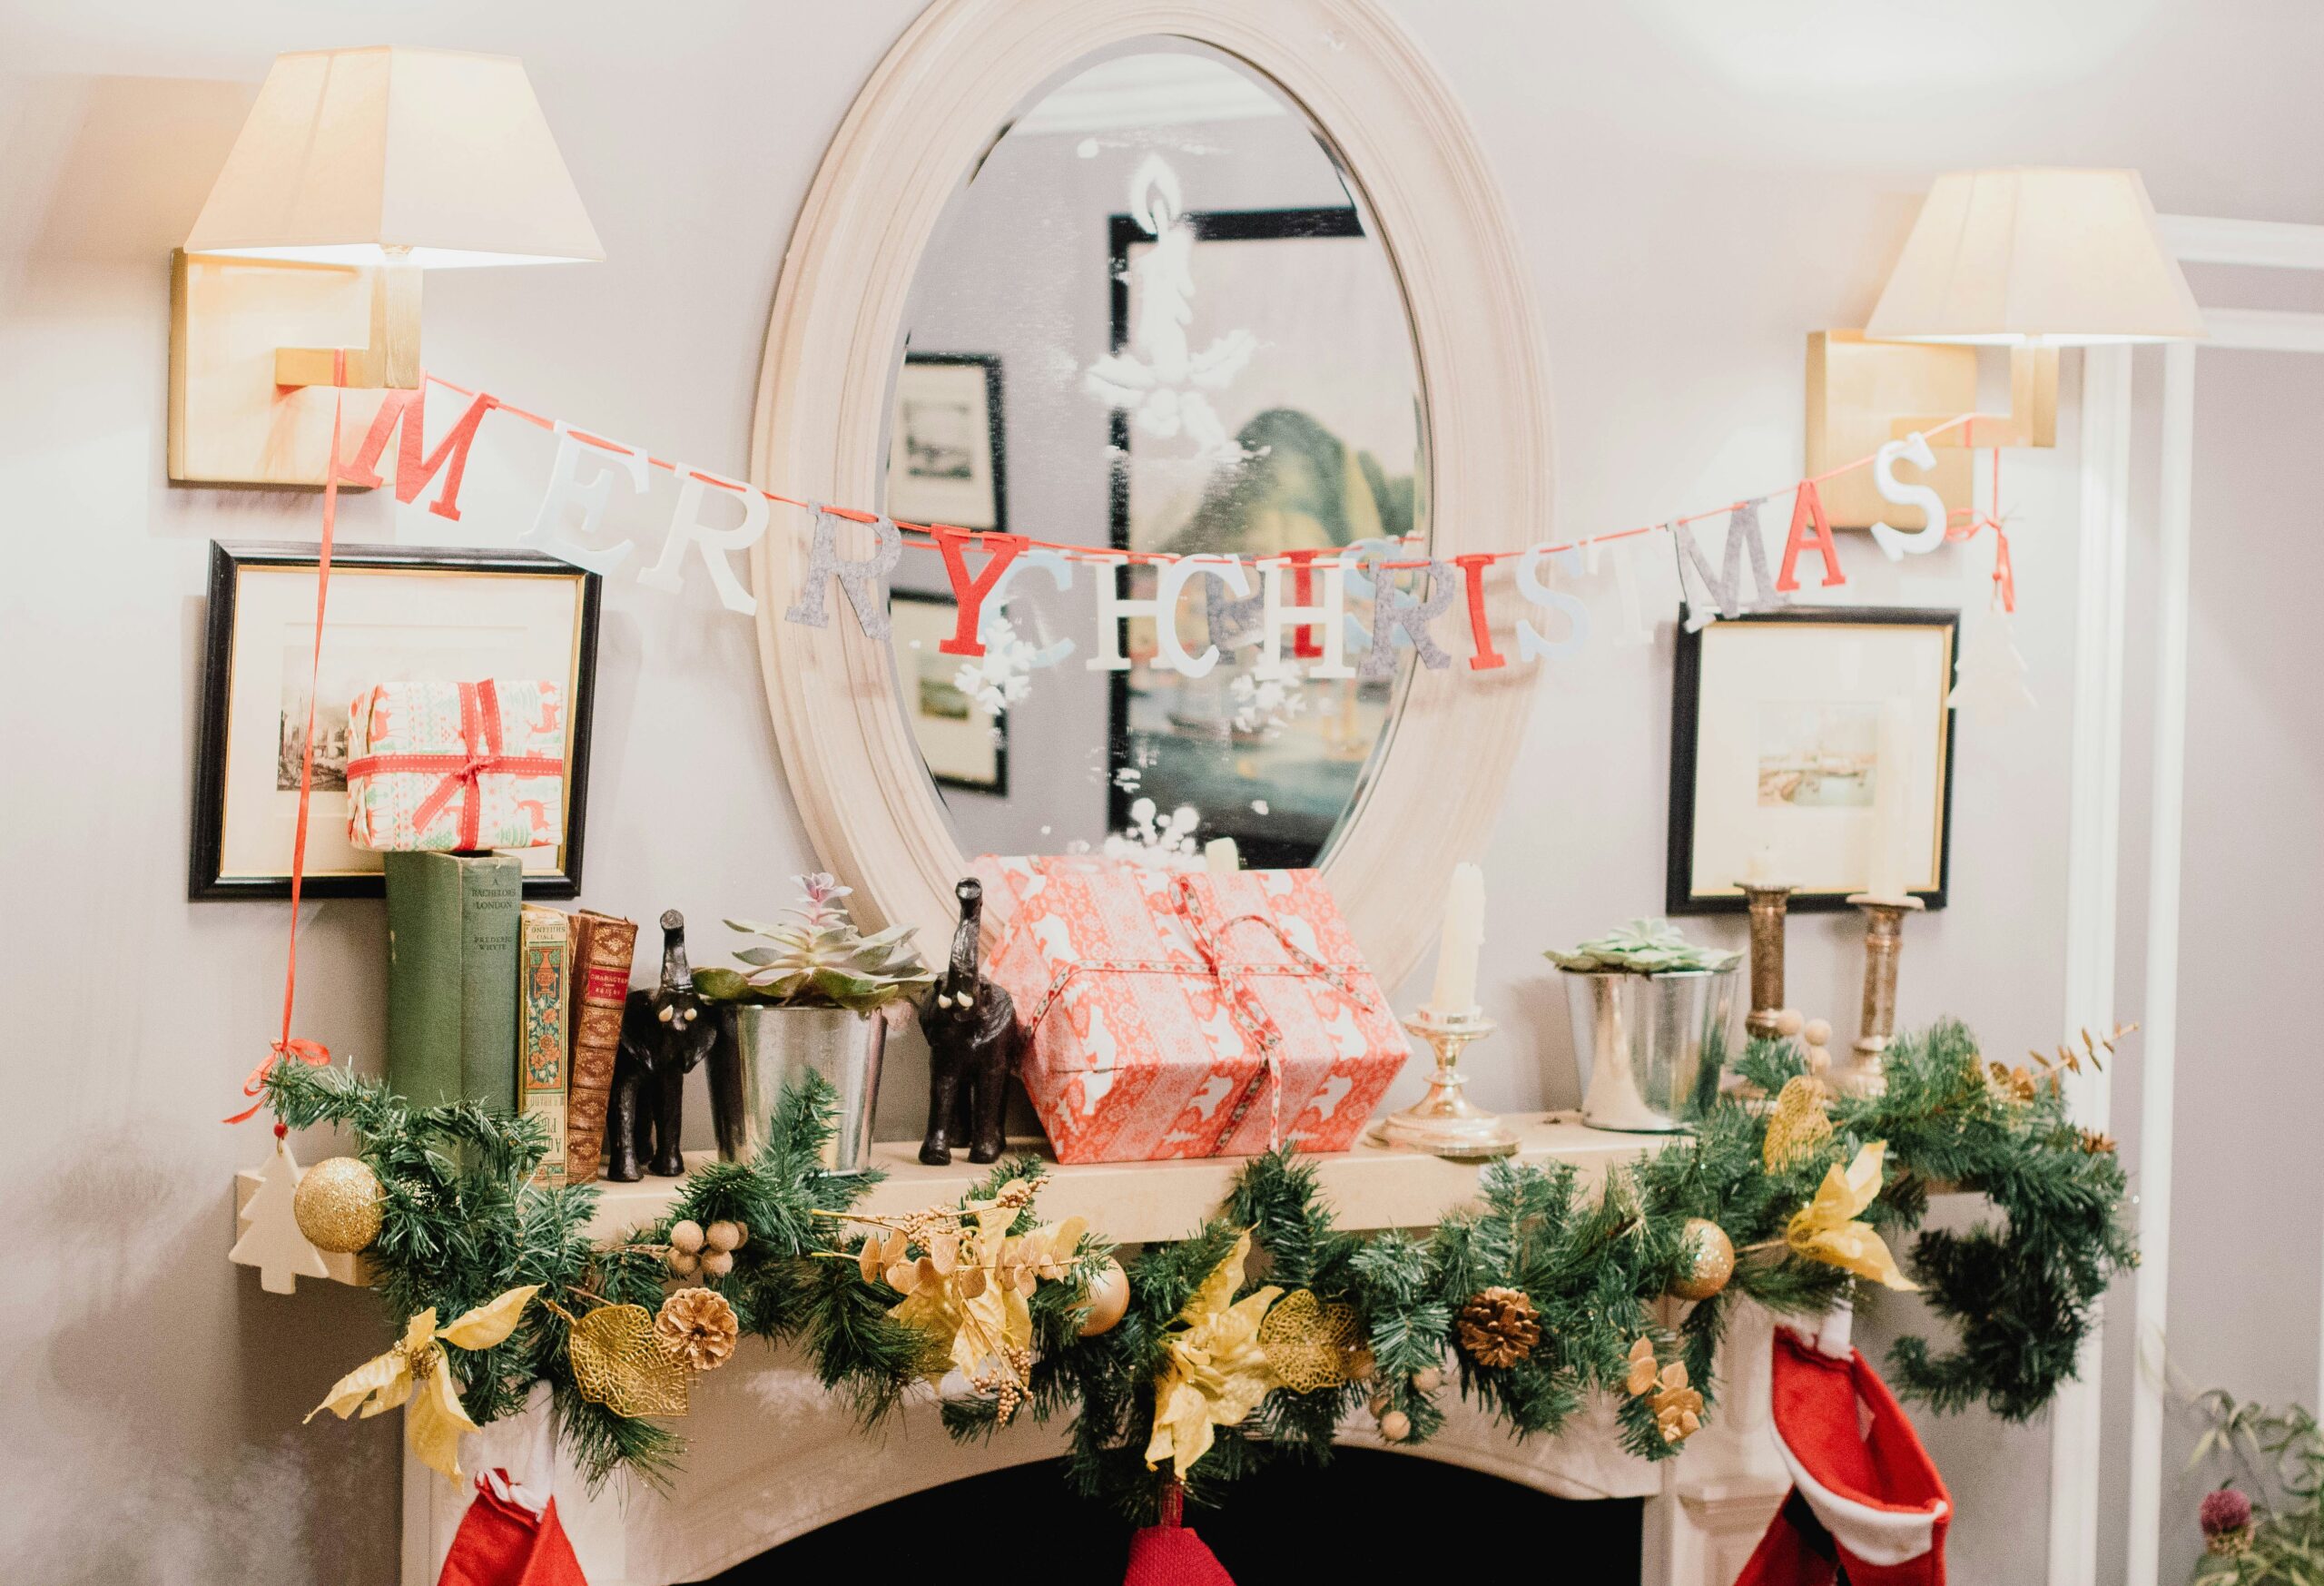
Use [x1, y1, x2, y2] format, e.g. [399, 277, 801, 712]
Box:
[1455, 1286, 1541, 1368]
[654, 1286, 740, 1371]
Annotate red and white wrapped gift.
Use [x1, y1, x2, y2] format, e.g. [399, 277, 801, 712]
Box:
[972, 857, 1407, 1163]
[345, 678, 567, 852]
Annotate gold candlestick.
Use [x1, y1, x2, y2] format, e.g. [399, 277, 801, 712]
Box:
[1841, 893, 1925, 1097]
[1738, 881, 1796, 1040]
[1371, 1009, 1516, 1159]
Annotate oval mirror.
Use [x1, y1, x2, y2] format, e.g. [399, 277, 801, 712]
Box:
[753, 0, 1547, 987]
[880, 43, 1426, 870]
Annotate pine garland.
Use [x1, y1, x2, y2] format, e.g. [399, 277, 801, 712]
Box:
[265, 1016, 2131, 1521]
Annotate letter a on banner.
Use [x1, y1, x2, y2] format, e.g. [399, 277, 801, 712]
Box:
[929, 527, 1025, 656]
[1776, 480, 1846, 593]
[336, 386, 497, 521]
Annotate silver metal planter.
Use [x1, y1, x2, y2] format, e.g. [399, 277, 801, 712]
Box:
[1561, 968, 1738, 1133]
[710, 1003, 887, 1168]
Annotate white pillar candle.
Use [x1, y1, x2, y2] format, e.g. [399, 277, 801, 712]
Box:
[1204, 837, 1239, 878]
[1426, 862, 1485, 1017]
[1865, 698, 1912, 901]
[1744, 843, 1777, 885]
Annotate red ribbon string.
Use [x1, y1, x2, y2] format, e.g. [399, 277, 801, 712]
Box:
[344, 677, 564, 851]
[230, 358, 347, 1123]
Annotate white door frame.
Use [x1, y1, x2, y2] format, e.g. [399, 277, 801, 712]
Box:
[2081, 213, 2324, 1586]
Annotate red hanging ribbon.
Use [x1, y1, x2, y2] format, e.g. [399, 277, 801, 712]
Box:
[229, 356, 349, 1123]
[343, 677, 565, 851]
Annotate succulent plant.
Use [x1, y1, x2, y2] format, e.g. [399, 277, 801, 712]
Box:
[1545, 918, 1740, 975]
[692, 873, 935, 1014]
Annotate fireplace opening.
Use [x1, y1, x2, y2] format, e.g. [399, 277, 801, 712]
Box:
[694, 1451, 1643, 1582]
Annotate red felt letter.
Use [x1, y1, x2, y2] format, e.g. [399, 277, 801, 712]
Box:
[931, 527, 1027, 655]
[1453, 553, 1506, 671]
[336, 387, 497, 522]
[1777, 480, 1846, 593]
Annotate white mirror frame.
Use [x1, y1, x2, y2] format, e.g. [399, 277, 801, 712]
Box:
[749, 0, 1550, 988]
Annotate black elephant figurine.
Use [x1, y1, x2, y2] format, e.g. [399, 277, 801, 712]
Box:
[918, 878, 1016, 1166]
[609, 910, 716, 1180]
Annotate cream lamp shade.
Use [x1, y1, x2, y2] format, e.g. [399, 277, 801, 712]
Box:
[183, 45, 602, 268]
[1865, 168, 2203, 345]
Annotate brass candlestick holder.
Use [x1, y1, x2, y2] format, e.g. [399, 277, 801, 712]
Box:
[1371, 1009, 1517, 1160]
[1841, 893, 1925, 1097]
[1737, 881, 1796, 1040]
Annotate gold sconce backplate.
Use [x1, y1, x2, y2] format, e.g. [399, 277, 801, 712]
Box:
[1804, 330, 1975, 530]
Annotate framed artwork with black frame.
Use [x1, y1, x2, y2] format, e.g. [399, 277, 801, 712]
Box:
[191, 541, 602, 901]
[1667, 606, 1958, 914]
[886, 588, 1009, 797]
[886, 351, 1007, 532]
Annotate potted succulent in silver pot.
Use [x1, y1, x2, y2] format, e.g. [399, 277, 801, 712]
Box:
[1547, 920, 1740, 1134]
[694, 873, 934, 1169]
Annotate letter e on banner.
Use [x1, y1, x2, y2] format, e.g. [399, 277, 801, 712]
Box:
[520, 422, 648, 574]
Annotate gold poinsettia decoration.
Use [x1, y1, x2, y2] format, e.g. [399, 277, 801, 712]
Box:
[1786, 1142, 1915, 1290]
[307, 1285, 539, 1483]
[862, 1177, 1088, 1425]
[1145, 1230, 1283, 1477]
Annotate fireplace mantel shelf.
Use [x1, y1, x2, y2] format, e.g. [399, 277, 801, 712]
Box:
[235, 1110, 1662, 1287]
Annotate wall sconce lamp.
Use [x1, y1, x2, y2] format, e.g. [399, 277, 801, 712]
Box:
[169, 46, 600, 487]
[1807, 168, 2205, 527]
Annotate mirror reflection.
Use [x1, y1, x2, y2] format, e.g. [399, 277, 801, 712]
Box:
[883, 42, 1427, 868]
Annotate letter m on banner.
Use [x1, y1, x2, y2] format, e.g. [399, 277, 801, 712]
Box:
[336, 385, 497, 521]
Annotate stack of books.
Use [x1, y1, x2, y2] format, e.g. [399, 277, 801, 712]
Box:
[382, 852, 637, 1184]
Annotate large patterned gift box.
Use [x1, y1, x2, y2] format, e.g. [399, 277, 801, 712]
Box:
[970, 857, 1408, 1163]
[345, 679, 567, 852]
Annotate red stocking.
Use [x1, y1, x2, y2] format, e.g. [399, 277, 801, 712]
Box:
[1123, 1483, 1235, 1586]
[437, 1470, 589, 1586]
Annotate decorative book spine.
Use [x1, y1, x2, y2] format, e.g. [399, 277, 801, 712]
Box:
[563, 911, 638, 1184]
[518, 906, 572, 1186]
[383, 851, 523, 1110]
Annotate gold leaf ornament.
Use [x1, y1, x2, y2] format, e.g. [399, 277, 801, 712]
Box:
[1257, 1287, 1362, 1393]
[1763, 1075, 1835, 1170]
[568, 1303, 692, 1418]
[1144, 1231, 1284, 1477]
[307, 1285, 539, 1483]
[1785, 1141, 1916, 1290]
[881, 1188, 1089, 1425]
[1621, 1335, 1704, 1444]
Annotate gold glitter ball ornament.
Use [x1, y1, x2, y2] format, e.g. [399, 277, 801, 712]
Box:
[1078, 1257, 1130, 1337]
[1670, 1217, 1736, 1301]
[568, 1304, 691, 1418]
[291, 1156, 383, 1253]
[1455, 1286, 1542, 1368]
[654, 1286, 740, 1371]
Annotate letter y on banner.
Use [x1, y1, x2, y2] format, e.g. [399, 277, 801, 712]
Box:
[930, 527, 1024, 656]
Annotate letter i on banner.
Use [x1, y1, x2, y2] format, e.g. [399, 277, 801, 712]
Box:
[1514, 545, 1592, 661]
[1587, 532, 1658, 646]
[641, 467, 771, 615]
[520, 422, 648, 574]
[1776, 479, 1846, 593]
[1452, 554, 1507, 671]
[929, 527, 1024, 656]
[1254, 555, 1353, 679]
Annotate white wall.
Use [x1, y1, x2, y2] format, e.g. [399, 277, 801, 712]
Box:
[5, 3, 2321, 1581]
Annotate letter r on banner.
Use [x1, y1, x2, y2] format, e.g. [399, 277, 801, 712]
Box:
[642, 468, 770, 616]
[780, 506, 902, 638]
[336, 386, 497, 521]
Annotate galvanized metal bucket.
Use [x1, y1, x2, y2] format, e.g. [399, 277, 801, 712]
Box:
[1561, 968, 1738, 1133]
[710, 1003, 887, 1168]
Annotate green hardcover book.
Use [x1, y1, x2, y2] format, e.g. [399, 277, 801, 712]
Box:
[384, 850, 523, 1110]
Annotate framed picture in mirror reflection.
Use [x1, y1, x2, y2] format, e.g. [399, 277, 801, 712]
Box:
[888, 589, 1008, 796]
[887, 352, 1005, 531]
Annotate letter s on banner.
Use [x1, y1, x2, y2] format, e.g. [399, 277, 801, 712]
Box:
[1868, 432, 1949, 560]
[520, 422, 648, 574]
[641, 467, 770, 615]
[1514, 545, 1591, 662]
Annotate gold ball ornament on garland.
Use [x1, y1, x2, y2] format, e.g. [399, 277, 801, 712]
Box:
[1077, 1256, 1131, 1336]
[1669, 1217, 1736, 1302]
[290, 1156, 383, 1253]
[1378, 1408, 1412, 1443]
[1411, 1366, 1443, 1394]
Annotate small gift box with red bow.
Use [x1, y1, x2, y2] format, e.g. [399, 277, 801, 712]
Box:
[971, 857, 1407, 1163]
[345, 679, 566, 852]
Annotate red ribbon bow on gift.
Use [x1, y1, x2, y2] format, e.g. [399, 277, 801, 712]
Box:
[1022, 874, 1365, 1152]
[345, 679, 565, 852]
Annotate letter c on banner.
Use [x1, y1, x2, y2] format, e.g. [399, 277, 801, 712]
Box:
[984, 548, 1076, 668]
[1156, 555, 1251, 678]
[1868, 432, 1950, 560]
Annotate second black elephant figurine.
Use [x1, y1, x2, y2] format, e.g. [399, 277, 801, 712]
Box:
[918, 878, 1016, 1166]
[609, 910, 716, 1180]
